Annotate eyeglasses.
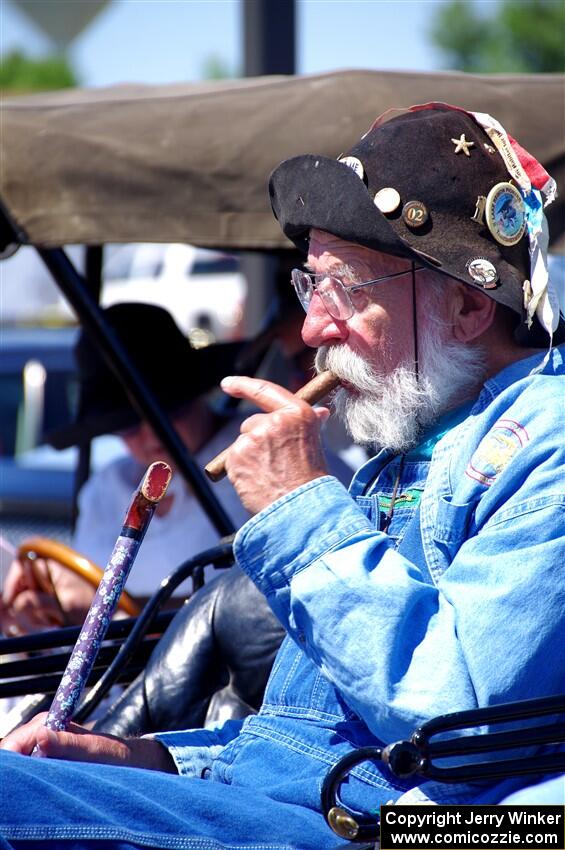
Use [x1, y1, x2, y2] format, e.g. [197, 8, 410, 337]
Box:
[291, 266, 422, 321]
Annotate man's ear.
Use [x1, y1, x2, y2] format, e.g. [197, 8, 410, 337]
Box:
[448, 283, 497, 342]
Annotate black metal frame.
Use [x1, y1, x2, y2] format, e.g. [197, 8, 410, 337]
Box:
[321, 694, 565, 844]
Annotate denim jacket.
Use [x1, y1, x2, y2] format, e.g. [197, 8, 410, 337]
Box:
[156, 347, 564, 807]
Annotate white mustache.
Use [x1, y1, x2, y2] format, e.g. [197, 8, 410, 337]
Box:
[315, 345, 385, 395]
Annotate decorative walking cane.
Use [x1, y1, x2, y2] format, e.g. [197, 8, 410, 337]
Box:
[33, 461, 172, 749]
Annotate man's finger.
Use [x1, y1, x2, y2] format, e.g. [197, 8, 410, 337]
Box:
[34, 727, 130, 765]
[239, 405, 330, 435]
[0, 713, 48, 754]
[2, 558, 32, 605]
[221, 376, 300, 413]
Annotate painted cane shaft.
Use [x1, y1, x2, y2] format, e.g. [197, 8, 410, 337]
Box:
[35, 461, 171, 744]
[204, 370, 341, 482]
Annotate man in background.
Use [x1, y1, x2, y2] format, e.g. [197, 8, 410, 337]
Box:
[1, 303, 249, 633]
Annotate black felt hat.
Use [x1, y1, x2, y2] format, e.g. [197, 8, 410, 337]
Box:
[48, 303, 244, 450]
[269, 104, 563, 344]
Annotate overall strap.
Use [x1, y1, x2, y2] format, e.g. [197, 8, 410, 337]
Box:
[397, 502, 433, 585]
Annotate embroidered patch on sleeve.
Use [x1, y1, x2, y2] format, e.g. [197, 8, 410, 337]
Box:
[465, 419, 529, 486]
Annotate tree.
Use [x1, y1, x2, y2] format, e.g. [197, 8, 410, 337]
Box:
[0, 50, 78, 94]
[201, 54, 238, 81]
[430, 0, 565, 73]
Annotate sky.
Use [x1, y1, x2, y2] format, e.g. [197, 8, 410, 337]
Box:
[0, 0, 463, 86]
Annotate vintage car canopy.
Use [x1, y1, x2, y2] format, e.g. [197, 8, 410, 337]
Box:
[1, 69, 564, 251]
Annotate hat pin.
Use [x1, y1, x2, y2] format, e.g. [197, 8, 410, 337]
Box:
[451, 133, 475, 157]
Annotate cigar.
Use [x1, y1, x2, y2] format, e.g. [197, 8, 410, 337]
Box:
[205, 370, 340, 483]
[33, 461, 171, 747]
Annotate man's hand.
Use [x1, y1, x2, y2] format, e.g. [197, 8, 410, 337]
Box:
[220, 375, 330, 514]
[0, 712, 177, 773]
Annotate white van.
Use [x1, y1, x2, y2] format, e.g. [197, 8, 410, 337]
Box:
[102, 243, 247, 345]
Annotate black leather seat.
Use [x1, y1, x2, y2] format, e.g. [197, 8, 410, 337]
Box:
[94, 566, 285, 737]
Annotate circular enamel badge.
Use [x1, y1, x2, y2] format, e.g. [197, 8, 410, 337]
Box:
[374, 187, 401, 214]
[338, 156, 364, 180]
[466, 257, 498, 289]
[402, 200, 428, 229]
[485, 182, 526, 246]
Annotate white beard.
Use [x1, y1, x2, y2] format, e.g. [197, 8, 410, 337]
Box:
[315, 331, 487, 453]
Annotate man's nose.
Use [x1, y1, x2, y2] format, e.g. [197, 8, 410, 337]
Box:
[301, 294, 349, 348]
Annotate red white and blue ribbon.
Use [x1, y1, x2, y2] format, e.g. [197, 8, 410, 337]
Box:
[469, 108, 559, 340]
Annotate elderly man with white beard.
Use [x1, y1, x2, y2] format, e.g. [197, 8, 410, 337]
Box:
[1, 104, 563, 850]
[213, 104, 565, 802]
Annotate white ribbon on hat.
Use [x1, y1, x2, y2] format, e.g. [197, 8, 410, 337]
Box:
[470, 111, 560, 349]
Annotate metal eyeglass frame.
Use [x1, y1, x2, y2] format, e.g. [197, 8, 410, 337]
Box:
[291, 266, 423, 321]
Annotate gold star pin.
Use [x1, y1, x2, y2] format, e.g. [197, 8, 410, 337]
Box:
[451, 134, 475, 157]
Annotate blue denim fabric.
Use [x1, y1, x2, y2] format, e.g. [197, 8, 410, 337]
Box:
[500, 775, 565, 804]
[0, 749, 338, 849]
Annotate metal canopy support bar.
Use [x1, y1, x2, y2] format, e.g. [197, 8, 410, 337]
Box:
[38, 247, 235, 538]
[72, 244, 104, 529]
[243, 0, 295, 76]
[241, 1, 297, 339]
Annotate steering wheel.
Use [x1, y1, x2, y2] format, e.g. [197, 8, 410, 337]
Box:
[17, 536, 141, 618]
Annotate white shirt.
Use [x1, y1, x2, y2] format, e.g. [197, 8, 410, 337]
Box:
[72, 417, 249, 597]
